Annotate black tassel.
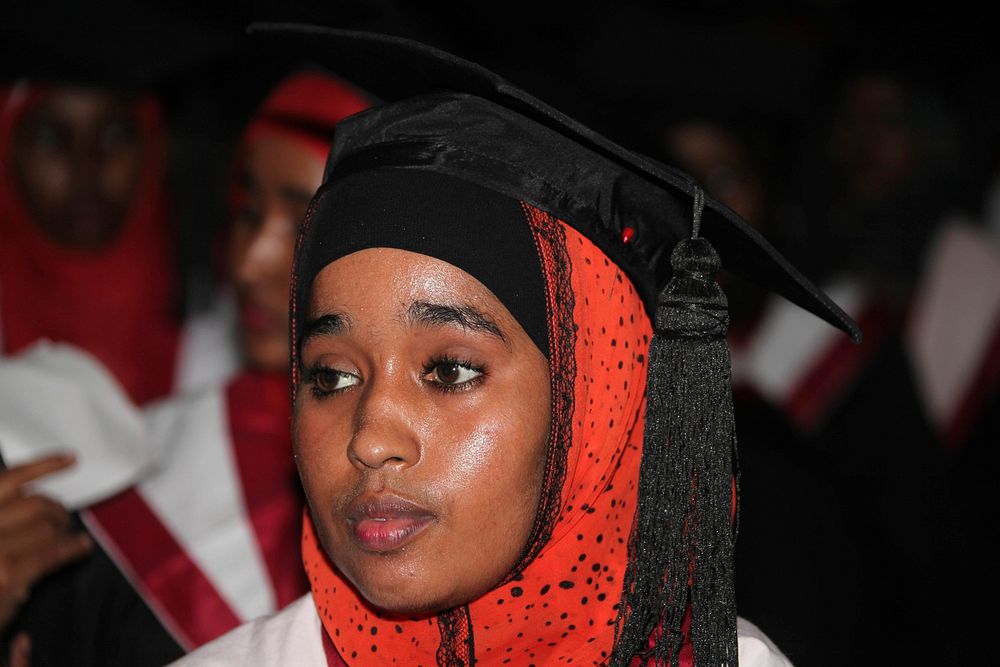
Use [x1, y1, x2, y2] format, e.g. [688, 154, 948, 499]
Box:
[613, 189, 739, 666]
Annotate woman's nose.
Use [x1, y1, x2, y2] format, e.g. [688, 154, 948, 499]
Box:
[347, 378, 421, 471]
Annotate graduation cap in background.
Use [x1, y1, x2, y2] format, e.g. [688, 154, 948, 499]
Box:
[250, 23, 861, 666]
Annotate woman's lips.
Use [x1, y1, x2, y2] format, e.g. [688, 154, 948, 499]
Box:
[347, 495, 435, 553]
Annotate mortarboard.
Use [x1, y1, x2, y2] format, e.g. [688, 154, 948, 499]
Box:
[250, 22, 860, 343]
[250, 23, 861, 666]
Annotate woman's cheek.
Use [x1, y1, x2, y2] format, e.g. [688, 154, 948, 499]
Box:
[432, 421, 505, 490]
[294, 404, 349, 498]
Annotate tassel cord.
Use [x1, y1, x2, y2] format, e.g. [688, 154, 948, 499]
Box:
[612, 194, 740, 666]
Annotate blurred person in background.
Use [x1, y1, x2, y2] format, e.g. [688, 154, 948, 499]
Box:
[0, 84, 183, 405]
[0, 77, 186, 667]
[0, 19, 237, 661]
[902, 113, 1000, 665]
[1, 68, 369, 665]
[719, 61, 978, 664]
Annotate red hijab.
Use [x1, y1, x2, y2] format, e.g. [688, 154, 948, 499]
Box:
[0, 83, 179, 405]
[243, 70, 369, 159]
[303, 207, 694, 665]
[221, 70, 371, 279]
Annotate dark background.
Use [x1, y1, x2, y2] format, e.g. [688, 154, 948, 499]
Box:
[5, 1, 999, 298]
[3, 3, 998, 664]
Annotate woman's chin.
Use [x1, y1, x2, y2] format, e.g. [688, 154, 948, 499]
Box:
[354, 581, 457, 617]
[347, 570, 486, 617]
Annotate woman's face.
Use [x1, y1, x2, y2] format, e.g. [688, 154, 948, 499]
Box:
[296, 248, 551, 614]
[831, 74, 916, 202]
[11, 87, 144, 250]
[229, 134, 325, 372]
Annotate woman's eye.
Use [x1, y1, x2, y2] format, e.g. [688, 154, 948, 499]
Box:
[307, 367, 360, 396]
[424, 361, 483, 388]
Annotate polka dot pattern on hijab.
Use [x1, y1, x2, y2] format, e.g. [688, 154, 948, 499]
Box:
[302, 203, 673, 665]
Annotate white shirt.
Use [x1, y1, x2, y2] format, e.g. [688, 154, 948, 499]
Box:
[173, 593, 794, 666]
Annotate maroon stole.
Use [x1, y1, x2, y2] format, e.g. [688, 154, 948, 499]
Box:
[83, 373, 307, 649]
[730, 278, 898, 434]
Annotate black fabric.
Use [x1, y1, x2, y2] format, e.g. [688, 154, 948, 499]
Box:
[296, 166, 548, 356]
[732, 394, 864, 667]
[614, 237, 738, 666]
[734, 333, 952, 666]
[251, 23, 861, 344]
[318, 94, 686, 323]
[1, 521, 183, 667]
[939, 385, 1000, 665]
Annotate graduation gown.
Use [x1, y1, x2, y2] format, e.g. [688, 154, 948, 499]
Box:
[4, 372, 306, 665]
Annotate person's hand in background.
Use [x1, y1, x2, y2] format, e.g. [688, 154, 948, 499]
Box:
[0, 454, 92, 630]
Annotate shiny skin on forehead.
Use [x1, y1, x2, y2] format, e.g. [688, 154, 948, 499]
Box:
[304, 248, 527, 346]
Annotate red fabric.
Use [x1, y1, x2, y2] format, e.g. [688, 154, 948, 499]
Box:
[0, 84, 180, 405]
[784, 297, 899, 432]
[243, 70, 370, 161]
[322, 629, 350, 667]
[84, 372, 305, 650]
[219, 71, 372, 279]
[225, 372, 307, 610]
[305, 207, 692, 665]
[84, 488, 242, 650]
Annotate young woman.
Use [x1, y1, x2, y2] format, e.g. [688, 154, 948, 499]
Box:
[177, 26, 859, 666]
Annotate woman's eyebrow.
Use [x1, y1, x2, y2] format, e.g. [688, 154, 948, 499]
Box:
[301, 312, 349, 347]
[407, 301, 507, 343]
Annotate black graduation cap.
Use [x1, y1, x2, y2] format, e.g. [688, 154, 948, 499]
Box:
[249, 22, 860, 344]
[250, 23, 860, 666]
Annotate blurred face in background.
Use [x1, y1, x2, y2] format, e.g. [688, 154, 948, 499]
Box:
[229, 132, 326, 372]
[11, 86, 144, 250]
[665, 120, 766, 229]
[831, 73, 917, 202]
